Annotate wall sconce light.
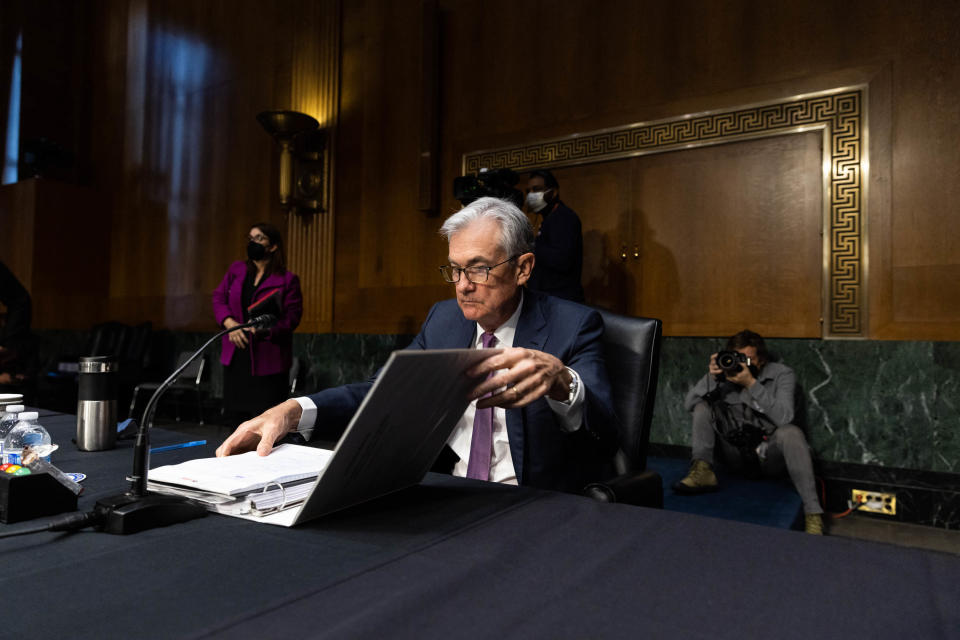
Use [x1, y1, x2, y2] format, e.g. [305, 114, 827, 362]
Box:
[256, 110, 327, 214]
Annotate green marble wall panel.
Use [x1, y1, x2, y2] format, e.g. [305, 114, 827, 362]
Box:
[33, 328, 960, 474]
[293, 333, 413, 391]
[653, 338, 960, 474]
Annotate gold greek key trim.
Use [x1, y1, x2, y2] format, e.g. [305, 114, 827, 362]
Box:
[462, 87, 866, 337]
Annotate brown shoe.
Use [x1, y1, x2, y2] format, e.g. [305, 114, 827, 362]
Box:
[804, 513, 824, 535]
[672, 459, 718, 494]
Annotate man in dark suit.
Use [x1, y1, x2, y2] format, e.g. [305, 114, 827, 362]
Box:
[525, 168, 585, 303]
[217, 197, 616, 492]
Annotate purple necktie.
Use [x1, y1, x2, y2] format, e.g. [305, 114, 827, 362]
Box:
[466, 332, 497, 480]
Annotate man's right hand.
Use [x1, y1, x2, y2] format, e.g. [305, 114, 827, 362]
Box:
[216, 398, 303, 457]
[708, 352, 722, 377]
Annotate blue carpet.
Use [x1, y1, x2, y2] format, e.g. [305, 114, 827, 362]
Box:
[648, 456, 803, 530]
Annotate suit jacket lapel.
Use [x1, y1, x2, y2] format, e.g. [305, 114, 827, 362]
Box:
[255, 272, 285, 295]
[513, 290, 547, 351]
[454, 311, 475, 348]
[506, 290, 548, 484]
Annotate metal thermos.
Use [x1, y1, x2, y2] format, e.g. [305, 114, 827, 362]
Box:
[76, 356, 118, 451]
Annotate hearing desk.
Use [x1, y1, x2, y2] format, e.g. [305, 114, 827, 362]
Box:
[0, 411, 957, 639]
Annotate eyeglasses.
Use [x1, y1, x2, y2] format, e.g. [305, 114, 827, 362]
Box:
[439, 256, 518, 284]
[248, 234, 269, 244]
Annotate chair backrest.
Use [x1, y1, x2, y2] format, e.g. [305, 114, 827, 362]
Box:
[83, 321, 152, 372]
[595, 309, 663, 475]
[288, 356, 302, 396]
[121, 322, 153, 371]
[85, 322, 129, 358]
[174, 350, 205, 386]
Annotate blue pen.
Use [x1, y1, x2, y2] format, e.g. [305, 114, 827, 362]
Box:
[150, 440, 207, 454]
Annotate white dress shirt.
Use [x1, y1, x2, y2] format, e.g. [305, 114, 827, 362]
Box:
[445, 293, 585, 483]
[293, 291, 586, 483]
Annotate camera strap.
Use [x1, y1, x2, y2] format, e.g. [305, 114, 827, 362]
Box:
[708, 400, 765, 477]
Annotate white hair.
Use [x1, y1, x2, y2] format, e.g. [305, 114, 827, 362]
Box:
[439, 197, 534, 256]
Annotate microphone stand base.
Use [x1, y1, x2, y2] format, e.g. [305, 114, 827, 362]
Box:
[94, 491, 208, 535]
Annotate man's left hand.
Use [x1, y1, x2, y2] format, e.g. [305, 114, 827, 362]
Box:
[726, 364, 756, 388]
[467, 348, 572, 409]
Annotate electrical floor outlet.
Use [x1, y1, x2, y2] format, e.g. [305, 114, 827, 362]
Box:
[851, 489, 897, 515]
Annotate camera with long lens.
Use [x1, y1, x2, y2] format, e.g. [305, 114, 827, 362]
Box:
[453, 168, 523, 207]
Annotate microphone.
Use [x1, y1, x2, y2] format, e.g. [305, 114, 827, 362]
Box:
[250, 314, 278, 330]
[92, 315, 271, 534]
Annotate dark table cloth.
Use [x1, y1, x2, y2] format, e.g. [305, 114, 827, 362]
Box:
[1, 412, 957, 639]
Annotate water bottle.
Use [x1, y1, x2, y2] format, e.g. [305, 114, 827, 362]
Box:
[3, 412, 52, 465]
[0, 404, 25, 460]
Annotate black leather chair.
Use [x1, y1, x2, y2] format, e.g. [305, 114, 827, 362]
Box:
[40, 321, 153, 414]
[129, 350, 205, 425]
[583, 309, 664, 508]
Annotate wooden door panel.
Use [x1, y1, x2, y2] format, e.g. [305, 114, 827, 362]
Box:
[629, 132, 823, 337]
[548, 162, 634, 314]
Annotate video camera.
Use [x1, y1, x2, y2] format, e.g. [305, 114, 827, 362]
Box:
[452, 168, 524, 208]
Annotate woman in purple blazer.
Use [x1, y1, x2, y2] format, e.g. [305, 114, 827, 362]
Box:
[212, 222, 303, 421]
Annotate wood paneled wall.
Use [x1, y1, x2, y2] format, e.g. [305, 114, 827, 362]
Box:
[562, 133, 824, 337]
[18, 0, 341, 332]
[333, 0, 451, 335]
[336, 0, 960, 339]
[7, 0, 960, 339]
[285, 0, 339, 333]
[0, 180, 108, 329]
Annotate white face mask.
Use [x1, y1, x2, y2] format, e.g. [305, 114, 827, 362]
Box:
[526, 189, 550, 212]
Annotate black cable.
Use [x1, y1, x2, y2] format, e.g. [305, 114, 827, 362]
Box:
[0, 510, 101, 538]
[0, 521, 56, 538]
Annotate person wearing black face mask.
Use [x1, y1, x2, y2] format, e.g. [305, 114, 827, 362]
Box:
[212, 223, 303, 423]
[524, 169, 585, 303]
[246, 239, 268, 261]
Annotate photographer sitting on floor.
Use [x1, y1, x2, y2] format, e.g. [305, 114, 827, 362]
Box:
[673, 329, 824, 535]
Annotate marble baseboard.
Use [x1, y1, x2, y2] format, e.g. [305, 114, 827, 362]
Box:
[818, 460, 960, 530]
[32, 329, 960, 477]
[652, 443, 960, 530]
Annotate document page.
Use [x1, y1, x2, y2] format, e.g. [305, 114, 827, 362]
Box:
[148, 444, 334, 496]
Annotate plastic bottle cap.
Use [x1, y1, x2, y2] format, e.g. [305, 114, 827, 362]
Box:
[17, 412, 38, 421]
[4, 405, 24, 413]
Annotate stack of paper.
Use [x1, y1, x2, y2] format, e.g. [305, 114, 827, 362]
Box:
[147, 444, 334, 516]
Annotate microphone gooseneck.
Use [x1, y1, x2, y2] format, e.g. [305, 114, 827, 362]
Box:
[130, 316, 275, 496]
[91, 316, 278, 534]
